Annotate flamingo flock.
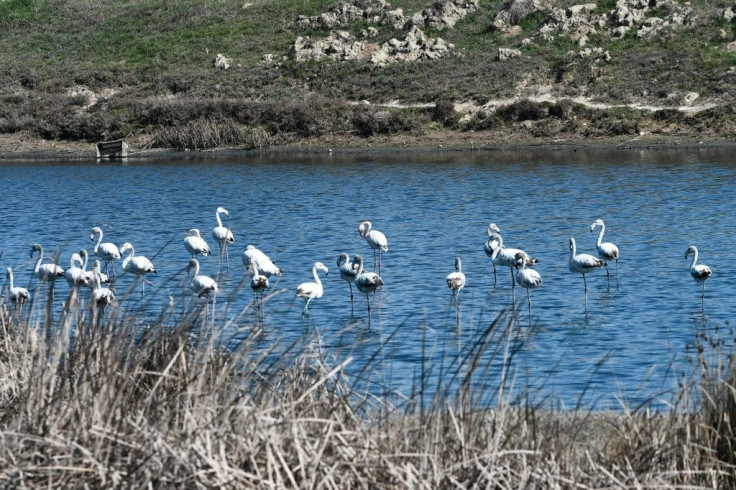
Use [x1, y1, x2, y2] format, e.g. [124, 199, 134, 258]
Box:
[1, 211, 715, 327]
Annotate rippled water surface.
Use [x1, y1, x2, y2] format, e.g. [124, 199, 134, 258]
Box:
[2, 148, 735, 409]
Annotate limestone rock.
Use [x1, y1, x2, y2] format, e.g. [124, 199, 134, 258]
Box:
[371, 26, 455, 65]
[498, 47, 522, 60]
[411, 0, 479, 31]
[296, 0, 388, 29]
[214, 54, 230, 69]
[290, 31, 369, 62]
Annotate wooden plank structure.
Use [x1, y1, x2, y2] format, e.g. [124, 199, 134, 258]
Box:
[96, 139, 128, 160]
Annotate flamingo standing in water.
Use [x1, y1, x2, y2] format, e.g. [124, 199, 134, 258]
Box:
[79, 249, 109, 287]
[685, 245, 712, 303]
[354, 255, 383, 315]
[30, 243, 64, 281]
[120, 242, 157, 297]
[491, 231, 537, 297]
[515, 252, 542, 323]
[484, 223, 502, 286]
[212, 207, 234, 271]
[590, 219, 620, 288]
[248, 259, 269, 305]
[184, 228, 211, 258]
[445, 256, 466, 307]
[358, 221, 388, 272]
[296, 262, 329, 315]
[90, 227, 121, 278]
[242, 245, 282, 277]
[337, 252, 360, 304]
[6, 267, 29, 306]
[91, 260, 116, 308]
[186, 258, 218, 323]
[64, 253, 91, 290]
[568, 237, 606, 308]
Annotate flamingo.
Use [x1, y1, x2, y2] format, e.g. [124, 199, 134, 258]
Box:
[354, 255, 383, 314]
[248, 259, 269, 304]
[30, 243, 64, 281]
[358, 221, 388, 272]
[91, 260, 116, 308]
[90, 227, 121, 278]
[242, 245, 282, 277]
[64, 253, 91, 289]
[186, 258, 218, 324]
[568, 237, 606, 307]
[590, 219, 619, 288]
[79, 249, 109, 287]
[685, 245, 712, 303]
[184, 228, 211, 258]
[491, 232, 538, 296]
[446, 256, 466, 306]
[120, 242, 157, 297]
[483, 223, 502, 286]
[6, 267, 29, 305]
[212, 207, 235, 270]
[337, 252, 360, 304]
[296, 262, 329, 315]
[515, 252, 542, 323]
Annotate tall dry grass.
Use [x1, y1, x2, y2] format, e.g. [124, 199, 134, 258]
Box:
[0, 286, 735, 488]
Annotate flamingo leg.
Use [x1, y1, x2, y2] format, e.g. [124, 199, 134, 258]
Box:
[224, 243, 230, 271]
[615, 260, 619, 290]
[509, 267, 516, 300]
[349, 282, 354, 303]
[702, 282, 705, 303]
[526, 289, 532, 325]
[583, 274, 588, 309]
[493, 263, 497, 287]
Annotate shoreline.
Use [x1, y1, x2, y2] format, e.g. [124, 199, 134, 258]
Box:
[2, 131, 735, 161]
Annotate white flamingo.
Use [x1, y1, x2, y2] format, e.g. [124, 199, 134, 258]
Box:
[90, 227, 121, 278]
[30, 243, 64, 281]
[79, 249, 109, 287]
[491, 232, 538, 295]
[120, 242, 157, 297]
[685, 245, 712, 303]
[91, 260, 116, 308]
[337, 252, 360, 304]
[568, 237, 606, 307]
[249, 259, 269, 304]
[184, 228, 211, 258]
[242, 245, 282, 277]
[186, 258, 218, 324]
[354, 255, 383, 314]
[590, 219, 620, 288]
[296, 262, 329, 315]
[358, 221, 388, 272]
[64, 253, 91, 289]
[515, 252, 542, 323]
[6, 267, 29, 305]
[446, 256, 466, 306]
[483, 223, 502, 286]
[212, 207, 235, 270]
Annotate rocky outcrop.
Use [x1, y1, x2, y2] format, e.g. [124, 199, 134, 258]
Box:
[723, 3, 736, 22]
[214, 54, 231, 70]
[409, 0, 479, 31]
[498, 47, 522, 60]
[371, 26, 454, 65]
[290, 31, 369, 62]
[296, 0, 387, 29]
[492, 0, 554, 32]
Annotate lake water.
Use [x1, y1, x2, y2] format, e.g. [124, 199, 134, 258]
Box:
[1, 147, 734, 410]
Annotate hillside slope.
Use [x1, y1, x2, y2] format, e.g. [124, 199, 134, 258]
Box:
[0, 0, 735, 153]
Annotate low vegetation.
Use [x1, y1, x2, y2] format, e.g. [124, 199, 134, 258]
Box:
[1, 286, 736, 487]
[0, 0, 735, 152]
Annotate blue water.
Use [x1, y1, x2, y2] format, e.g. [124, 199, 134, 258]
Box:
[1, 148, 734, 410]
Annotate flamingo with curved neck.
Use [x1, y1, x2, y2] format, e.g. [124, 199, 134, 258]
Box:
[568, 237, 606, 309]
[590, 219, 620, 288]
[90, 226, 121, 278]
[685, 245, 712, 303]
[296, 262, 329, 315]
[212, 207, 235, 271]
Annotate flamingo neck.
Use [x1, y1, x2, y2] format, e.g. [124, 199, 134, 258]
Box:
[689, 249, 698, 269]
[94, 231, 103, 253]
[190, 263, 201, 284]
[216, 211, 223, 228]
[312, 266, 323, 288]
[81, 252, 88, 271]
[596, 223, 605, 247]
[569, 239, 577, 261]
[7, 270, 13, 289]
[33, 251, 42, 274]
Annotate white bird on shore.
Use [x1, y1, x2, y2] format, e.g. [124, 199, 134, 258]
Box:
[337, 252, 360, 304]
[568, 237, 606, 308]
[483, 223, 502, 286]
[6, 267, 29, 305]
[446, 256, 466, 306]
[90, 226, 121, 277]
[184, 228, 211, 258]
[685, 245, 712, 303]
[296, 262, 329, 315]
[243, 245, 282, 277]
[491, 231, 537, 296]
[590, 219, 620, 288]
[212, 207, 235, 270]
[358, 221, 388, 272]
[354, 255, 383, 314]
[30, 243, 64, 281]
[120, 242, 157, 297]
[515, 252, 542, 323]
